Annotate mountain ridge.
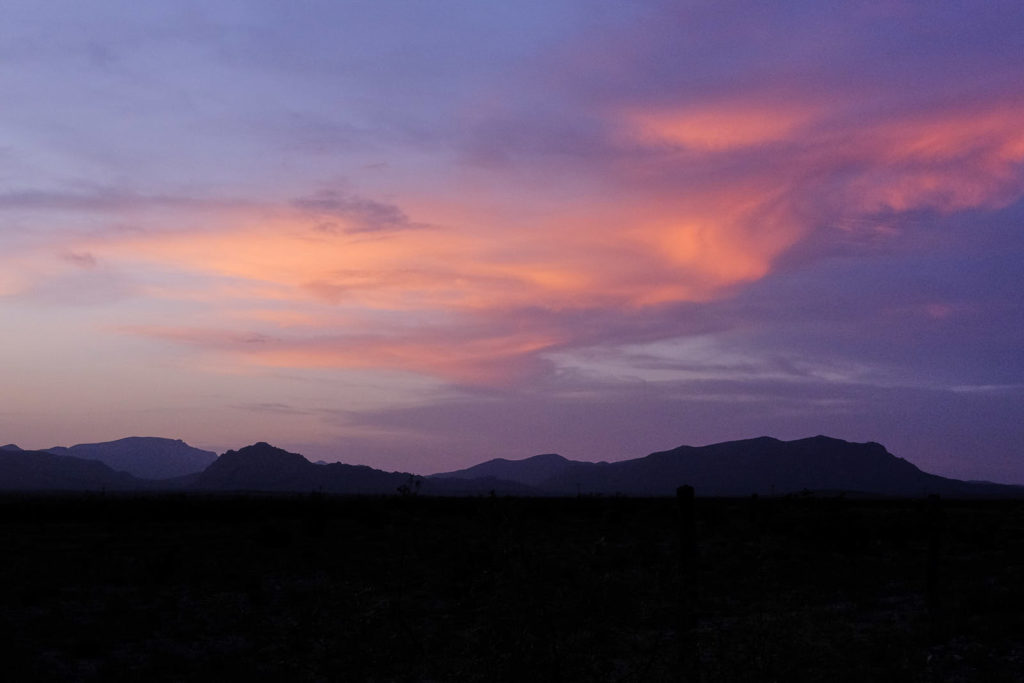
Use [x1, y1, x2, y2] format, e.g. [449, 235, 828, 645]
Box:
[432, 452, 582, 487]
[0, 448, 149, 491]
[434, 435, 1023, 498]
[0, 434, 1020, 497]
[45, 436, 216, 479]
[192, 442, 536, 496]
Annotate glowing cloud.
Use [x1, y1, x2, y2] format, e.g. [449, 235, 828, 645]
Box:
[625, 99, 820, 151]
[39, 88, 1019, 386]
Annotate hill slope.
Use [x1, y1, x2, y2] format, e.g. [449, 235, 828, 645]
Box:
[46, 437, 216, 479]
[447, 436, 1023, 497]
[192, 442, 538, 495]
[432, 453, 577, 487]
[0, 449, 146, 491]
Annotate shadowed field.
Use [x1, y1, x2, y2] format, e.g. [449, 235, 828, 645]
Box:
[1, 494, 1022, 681]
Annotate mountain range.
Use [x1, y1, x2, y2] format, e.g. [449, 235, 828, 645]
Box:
[1, 435, 1021, 497]
[432, 436, 1021, 497]
[0, 446, 144, 491]
[189, 442, 538, 496]
[44, 437, 217, 479]
[2, 437, 215, 480]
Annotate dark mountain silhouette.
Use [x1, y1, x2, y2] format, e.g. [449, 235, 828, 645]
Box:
[192, 442, 537, 495]
[0, 434, 1020, 497]
[0, 448, 146, 491]
[193, 442, 327, 491]
[432, 453, 581, 487]
[436, 436, 1024, 498]
[46, 437, 216, 479]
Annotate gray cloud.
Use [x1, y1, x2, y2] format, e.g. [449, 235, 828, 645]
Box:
[234, 402, 312, 416]
[18, 269, 136, 306]
[0, 189, 245, 213]
[292, 190, 424, 234]
[60, 251, 98, 268]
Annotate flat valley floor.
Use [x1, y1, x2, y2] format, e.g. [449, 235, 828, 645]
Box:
[1, 494, 1021, 681]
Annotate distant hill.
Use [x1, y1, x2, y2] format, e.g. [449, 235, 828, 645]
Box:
[436, 436, 1024, 498]
[193, 442, 328, 492]
[46, 437, 216, 479]
[192, 442, 537, 496]
[432, 453, 579, 487]
[0, 448, 146, 491]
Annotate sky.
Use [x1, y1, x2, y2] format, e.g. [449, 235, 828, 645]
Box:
[2, 1, 1023, 482]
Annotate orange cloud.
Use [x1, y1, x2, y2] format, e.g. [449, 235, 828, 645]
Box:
[626, 99, 820, 151]
[59, 94, 1024, 385]
[251, 334, 559, 384]
[0, 272, 20, 297]
[224, 309, 324, 328]
[123, 323, 564, 385]
[620, 95, 1024, 264]
[0, 246, 94, 299]
[90, 203, 756, 314]
[840, 103, 1024, 213]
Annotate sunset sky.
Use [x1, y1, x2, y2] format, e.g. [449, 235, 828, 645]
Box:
[2, 1, 1022, 482]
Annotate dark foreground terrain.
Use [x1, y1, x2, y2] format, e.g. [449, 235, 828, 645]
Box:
[1, 494, 1022, 682]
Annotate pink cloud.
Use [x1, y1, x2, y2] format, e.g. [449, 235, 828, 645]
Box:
[42, 84, 1024, 387]
[120, 322, 563, 385]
